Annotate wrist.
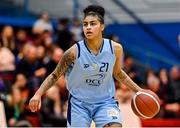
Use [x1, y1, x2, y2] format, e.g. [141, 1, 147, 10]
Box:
[135, 87, 143, 92]
[35, 91, 42, 97]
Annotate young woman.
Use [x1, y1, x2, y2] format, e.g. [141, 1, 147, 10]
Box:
[29, 5, 143, 127]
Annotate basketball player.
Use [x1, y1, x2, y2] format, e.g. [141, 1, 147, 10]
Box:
[29, 5, 143, 127]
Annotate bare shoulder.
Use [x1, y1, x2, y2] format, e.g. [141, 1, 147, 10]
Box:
[54, 44, 77, 74]
[66, 44, 77, 55]
[112, 41, 123, 56]
[63, 44, 77, 63]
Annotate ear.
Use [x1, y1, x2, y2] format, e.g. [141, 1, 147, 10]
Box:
[101, 24, 105, 31]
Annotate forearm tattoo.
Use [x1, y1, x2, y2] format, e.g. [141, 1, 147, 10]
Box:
[115, 69, 128, 81]
[115, 69, 140, 92]
[39, 49, 75, 95]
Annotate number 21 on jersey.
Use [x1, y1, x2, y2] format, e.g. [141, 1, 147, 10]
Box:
[99, 62, 109, 72]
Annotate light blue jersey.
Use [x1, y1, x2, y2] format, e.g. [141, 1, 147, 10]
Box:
[66, 38, 122, 127]
[65, 38, 122, 127]
[65, 38, 116, 103]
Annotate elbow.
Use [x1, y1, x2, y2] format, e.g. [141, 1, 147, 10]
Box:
[114, 69, 127, 82]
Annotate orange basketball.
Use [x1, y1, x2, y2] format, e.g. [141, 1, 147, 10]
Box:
[131, 90, 160, 119]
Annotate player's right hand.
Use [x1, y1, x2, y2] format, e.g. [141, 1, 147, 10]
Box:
[29, 94, 41, 112]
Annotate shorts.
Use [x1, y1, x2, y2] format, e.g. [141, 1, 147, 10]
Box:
[67, 95, 122, 127]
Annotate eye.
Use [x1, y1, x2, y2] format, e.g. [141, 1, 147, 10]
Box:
[90, 22, 96, 26]
[83, 23, 88, 27]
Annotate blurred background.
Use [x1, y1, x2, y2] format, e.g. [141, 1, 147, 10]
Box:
[0, 0, 179, 127]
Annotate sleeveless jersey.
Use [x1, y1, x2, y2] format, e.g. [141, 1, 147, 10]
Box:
[65, 38, 116, 103]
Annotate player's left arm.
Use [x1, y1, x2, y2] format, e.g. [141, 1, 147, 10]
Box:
[113, 42, 142, 92]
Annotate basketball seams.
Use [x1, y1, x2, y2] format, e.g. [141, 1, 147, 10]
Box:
[133, 91, 160, 119]
[137, 92, 160, 113]
[133, 94, 151, 119]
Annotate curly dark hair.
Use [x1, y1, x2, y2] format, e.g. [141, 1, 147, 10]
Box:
[83, 5, 105, 24]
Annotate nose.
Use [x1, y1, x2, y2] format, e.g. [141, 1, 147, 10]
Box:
[86, 24, 91, 30]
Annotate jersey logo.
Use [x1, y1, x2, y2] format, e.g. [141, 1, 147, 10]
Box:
[85, 73, 105, 86]
[84, 64, 90, 68]
[84, 63, 98, 70]
[107, 108, 119, 120]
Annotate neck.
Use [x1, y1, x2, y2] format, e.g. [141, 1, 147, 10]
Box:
[86, 36, 103, 53]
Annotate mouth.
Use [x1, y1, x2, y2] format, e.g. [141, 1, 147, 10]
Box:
[86, 32, 92, 35]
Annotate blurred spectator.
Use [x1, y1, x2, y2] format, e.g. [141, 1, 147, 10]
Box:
[146, 69, 165, 117]
[16, 44, 37, 78]
[0, 26, 17, 55]
[70, 18, 83, 42]
[15, 29, 31, 53]
[3, 87, 31, 127]
[146, 70, 160, 96]
[41, 30, 53, 48]
[0, 47, 16, 93]
[33, 30, 53, 49]
[13, 74, 30, 102]
[36, 45, 47, 66]
[170, 66, 180, 103]
[41, 86, 66, 127]
[123, 56, 141, 84]
[16, 45, 46, 79]
[158, 68, 174, 118]
[16, 43, 32, 62]
[33, 11, 53, 34]
[45, 47, 64, 75]
[159, 69, 174, 103]
[0, 47, 15, 71]
[162, 66, 180, 118]
[12, 74, 37, 123]
[56, 18, 74, 51]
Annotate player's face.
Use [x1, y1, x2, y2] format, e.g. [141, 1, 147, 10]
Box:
[83, 15, 104, 40]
